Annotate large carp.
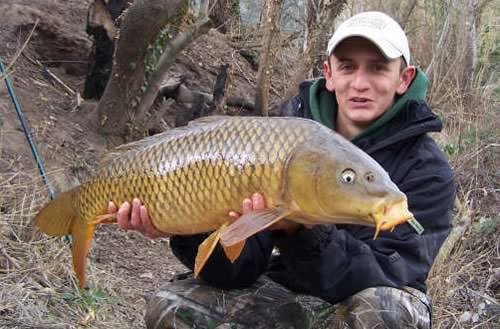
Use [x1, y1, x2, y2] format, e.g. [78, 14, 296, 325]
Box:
[34, 116, 413, 288]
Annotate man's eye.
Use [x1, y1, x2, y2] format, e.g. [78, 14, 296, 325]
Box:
[371, 64, 386, 72]
[339, 64, 353, 71]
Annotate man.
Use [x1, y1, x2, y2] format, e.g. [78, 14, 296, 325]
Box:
[109, 11, 455, 328]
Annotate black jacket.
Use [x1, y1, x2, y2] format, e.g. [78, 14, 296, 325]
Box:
[170, 78, 456, 304]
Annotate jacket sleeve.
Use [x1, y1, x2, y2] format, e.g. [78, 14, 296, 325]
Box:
[269, 146, 455, 304]
[170, 232, 274, 289]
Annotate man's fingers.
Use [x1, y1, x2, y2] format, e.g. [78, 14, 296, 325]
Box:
[242, 198, 253, 214]
[140, 205, 156, 233]
[140, 206, 171, 238]
[107, 201, 117, 214]
[229, 193, 265, 221]
[228, 211, 240, 220]
[140, 205, 156, 237]
[140, 205, 150, 225]
[130, 198, 141, 228]
[252, 193, 265, 210]
[117, 201, 131, 229]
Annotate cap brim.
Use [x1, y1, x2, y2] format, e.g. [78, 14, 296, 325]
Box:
[328, 28, 403, 60]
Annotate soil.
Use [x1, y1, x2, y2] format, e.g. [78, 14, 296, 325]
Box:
[0, 1, 263, 327]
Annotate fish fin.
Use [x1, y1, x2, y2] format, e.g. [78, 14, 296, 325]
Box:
[194, 220, 245, 277]
[90, 213, 117, 225]
[99, 116, 230, 168]
[194, 226, 225, 278]
[222, 240, 246, 263]
[71, 218, 96, 288]
[373, 223, 381, 240]
[220, 208, 291, 247]
[34, 188, 79, 236]
[188, 115, 228, 125]
[33, 187, 96, 288]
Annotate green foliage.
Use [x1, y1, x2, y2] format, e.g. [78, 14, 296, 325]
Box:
[443, 143, 457, 156]
[63, 285, 117, 313]
[144, 27, 172, 82]
[472, 215, 499, 236]
[131, 26, 173, 110]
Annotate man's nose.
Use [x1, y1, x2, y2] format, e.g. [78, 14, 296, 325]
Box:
[351, 70, 370, 90]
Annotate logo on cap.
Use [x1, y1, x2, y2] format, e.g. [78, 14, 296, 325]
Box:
[347, 17, 387, 30]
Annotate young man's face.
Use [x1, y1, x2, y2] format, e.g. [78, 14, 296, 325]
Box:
[324, 37, 415, 135]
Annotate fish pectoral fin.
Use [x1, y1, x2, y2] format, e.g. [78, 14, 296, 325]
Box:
[222, 240, 246, 263]
[220, 208, 291, 247]
[194, 223, 228, 278]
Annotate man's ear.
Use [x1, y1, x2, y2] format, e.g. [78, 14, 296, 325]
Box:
[396, 65, 416, 95]
[323, 59, 335, 92]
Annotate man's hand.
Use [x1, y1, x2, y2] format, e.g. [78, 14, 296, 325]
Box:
[107, 198, 170, 239]
[228, 193, 302, 235]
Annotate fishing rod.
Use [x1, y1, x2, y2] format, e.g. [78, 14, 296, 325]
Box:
[0, 57, 56, 199]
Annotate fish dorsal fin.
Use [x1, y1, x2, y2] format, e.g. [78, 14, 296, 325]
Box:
[220, 208, 291, 247]
[188, 115, 230, 125]
[98, 116, 232, 167]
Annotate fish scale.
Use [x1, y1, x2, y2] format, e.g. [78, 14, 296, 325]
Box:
[34, 116, 414, 288]
[78, 117, 308, 234]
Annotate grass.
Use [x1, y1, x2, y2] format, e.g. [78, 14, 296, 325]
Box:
[426, 47, 500, 327]
[0, 170, 148, 328]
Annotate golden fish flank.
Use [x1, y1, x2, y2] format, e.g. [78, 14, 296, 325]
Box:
[34, 116, 413, 288]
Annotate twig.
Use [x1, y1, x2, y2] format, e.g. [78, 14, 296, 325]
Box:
[468, 289, 498, 305]
[0, 19, 40, 81]
[0, 245, 20, 269]
[470, 315, 500, 329]
[486, 267, 500, 290]
[22, 53, 76, 96]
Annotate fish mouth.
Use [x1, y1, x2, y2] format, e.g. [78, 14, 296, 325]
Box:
[371, 199, 414, 239]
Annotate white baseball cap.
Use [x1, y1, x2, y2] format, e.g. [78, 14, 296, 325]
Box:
[327, 11, 410, 65]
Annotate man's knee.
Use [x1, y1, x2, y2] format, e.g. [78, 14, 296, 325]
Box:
[145, 276, 337, 329]
[145, 278, 229, 329]
[336, 286, 431, 329]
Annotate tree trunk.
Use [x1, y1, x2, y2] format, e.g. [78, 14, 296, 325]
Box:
[284, 0, 347, 101]
[254, 0, 283, 116]
[83, 0, 128, 100]
[95, 0, 195, 145]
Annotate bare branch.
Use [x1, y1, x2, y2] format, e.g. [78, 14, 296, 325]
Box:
[133, 5, 211, 134]
[254, 0, 284, 116]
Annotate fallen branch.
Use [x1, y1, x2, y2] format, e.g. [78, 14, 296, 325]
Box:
[22, 54, 76, 95]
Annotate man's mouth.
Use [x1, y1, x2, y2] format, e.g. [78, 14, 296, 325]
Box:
[350, 97, 370, 103]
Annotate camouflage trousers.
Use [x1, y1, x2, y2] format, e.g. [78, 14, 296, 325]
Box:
[145, 276, 431, 329]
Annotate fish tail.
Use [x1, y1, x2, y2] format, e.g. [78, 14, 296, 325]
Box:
[34, 187, 95, 288]
[34, 188, 79, 236]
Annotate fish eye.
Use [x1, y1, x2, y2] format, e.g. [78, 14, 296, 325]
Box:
[365, 172, 375, 182]
[341, 169, 356, 184]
